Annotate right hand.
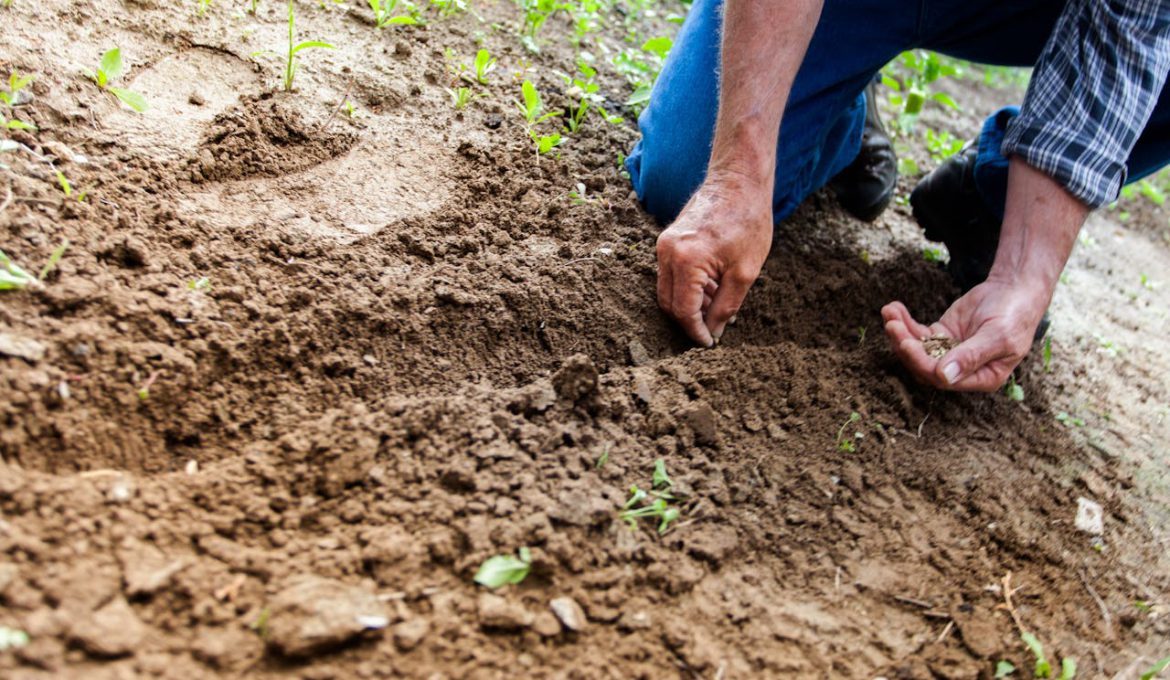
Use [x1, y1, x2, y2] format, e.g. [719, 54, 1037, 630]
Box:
[655, 173, 773, 346]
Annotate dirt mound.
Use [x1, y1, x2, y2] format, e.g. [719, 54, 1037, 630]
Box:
[1, 1, 1167, 678]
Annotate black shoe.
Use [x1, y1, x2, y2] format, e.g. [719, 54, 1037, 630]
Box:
[829, 80, 898, 222]
[909, 143, 1050, 340]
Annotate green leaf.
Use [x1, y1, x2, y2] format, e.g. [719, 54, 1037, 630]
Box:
[12, 73, 33, 93]
[994, 660, 1016, 678]
[625, 83, 651, 107]
[880, 74, 901, 91]
[108, 87, 148, 113]
[473, 550, 531, 588]
[383, 15, 416, 24]
[536, 133, 561, 154]
[5, 119, 35, 131]
[55, 169, 72, 197]
[96, 69, 109, 89]
[521, 79, 540, 120]
[100, 48, 123, 82]
[931, 92, 960, 110]
[38, 239, 69, 281]
[1057, 657, 1076, 680]
[1022, 632, 1051, 678]
[0, 250, 37, 290]
[291, 40, 335, 56]
[652, 458, 672, 489]
[1142, 656, 1170, 680]
[641, 36, 672, 59]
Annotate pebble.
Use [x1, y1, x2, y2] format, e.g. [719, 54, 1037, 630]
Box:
[549, 596, 587, 632]
[391, 618, 429, 652]
[265, 576, 390, 657]
[1075, 497, 1104, 535]
[627, 340, 651, 367]
[477, 593, 533, 631]
[0, 332, 46, 362]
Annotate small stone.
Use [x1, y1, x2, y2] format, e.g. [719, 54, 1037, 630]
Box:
[0, 333, 46, 362]
[618, 610, 652, 632]
[477, 593, 533, 631]
[265, 576, 389, 657]
[549, 597, 587, 632]
[362, 354, 379, 366]
[392, 618, 429, 652]
[184, 459, 199, 475]
[552, 353, 598, 402]
[532, 611, 560, 637]
[1075, 497, 1104, 535]
[107, 477, 134, 503]
[627, 340, 651, 367]
[188, 92, 206, 106]
[125, 558, 188, 597]
[68, 598, 145, 658]
[680, 403, 718, 445]
[632, 375, 653, 404]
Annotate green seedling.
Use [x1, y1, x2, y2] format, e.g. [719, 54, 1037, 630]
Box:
[1021, 631, 1076, 679]
[836, 411, 861, 452]
[518, 0, 568, 51]
[516, 80, 563, 157]
[447, 86, 475, 110]
[344, 100, 357, 117]
[38, 239, 68, 281]
[652, 457, 672, 489]
[88, 48, 148, 113]
[881, 50, 961, 133]
[0, 626, 29, 651]
[1055, 411, 1084, 428]
[1141, 656, 1170, 680]
[620, 460, 683, 535]
[594, 444, 609, 469]
[925, 128, 964, 163]
[995, 660, 1017, 678]
[54, 169, 86, 202]
[278, 0, 334, 91]
[137, 370, 160, 401]
[922, 246, 946, 263]
[1, 72, 36, 131]
[251, 607, 271, 639]
[473, 547, 531, 588]
[368, 0, 417, 27]
[195, 0, 212, 16]
[188, 276, 211, 291]
[857, 325, 867, 345]
[0, 250, 38, 290]
[430, 0, 465, 17]
[1005, 374, 1024, 402]
[473, 48, 496, 85]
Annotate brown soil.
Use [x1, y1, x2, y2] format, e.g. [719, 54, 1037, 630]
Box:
[2, 2, 1168, 678]
[922, 335, 957, 360]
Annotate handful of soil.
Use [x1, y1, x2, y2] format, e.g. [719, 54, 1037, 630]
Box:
[922, 335, 957, 359]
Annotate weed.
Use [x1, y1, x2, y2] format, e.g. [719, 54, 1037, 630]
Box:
[836, 411, 861, 452]
[265, 1, 334, 92]
[1142, 656, 1170, 680]
[344, 100, 357, 117]
[368, 0, 418, 27]
[54, 168, 86, 202]
[1, 72, 36, 132]
[38, 239, 68, 281]
[594, 443, 609, 468]
[1005, 375, 1024, 402]
[1019, 632, 1077, 678]
[473, 48, 497, 85]
[88, 48, 149, 113]
[474, 547, 532, 588]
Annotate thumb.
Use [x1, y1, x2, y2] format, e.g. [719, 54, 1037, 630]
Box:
[937, 328, 1010, 387]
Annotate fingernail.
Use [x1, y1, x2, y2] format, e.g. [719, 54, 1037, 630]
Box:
[728, 315, 737, 325]
[943, 362, 961, 384]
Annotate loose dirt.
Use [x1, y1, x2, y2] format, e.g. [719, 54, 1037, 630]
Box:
[1, 1, 1167, 678]
[922, 335, 957, 360]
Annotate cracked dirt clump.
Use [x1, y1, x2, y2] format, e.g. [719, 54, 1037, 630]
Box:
[923, 334, 958, 358]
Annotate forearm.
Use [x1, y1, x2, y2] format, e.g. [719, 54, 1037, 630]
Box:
[708, 0, 824, 188]
[988, 157, 1089, 298]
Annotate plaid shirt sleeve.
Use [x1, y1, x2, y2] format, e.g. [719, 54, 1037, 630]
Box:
[1001, 0, 1170, 208]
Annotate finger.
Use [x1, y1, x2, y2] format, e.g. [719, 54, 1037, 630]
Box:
[671, 266, 714, 347]
[881, 301, 934, 340]
[702, 292, 713, 313]
[703, 279, 718, 298]
[936, 329, 1016, 390]
[656, 251, 674, 316]
[948, 362, 1015, 392]
[706, 266, 755, 342]
[892, 332, 945, 388]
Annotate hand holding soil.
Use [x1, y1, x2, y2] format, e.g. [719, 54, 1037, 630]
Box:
[882, 276, 1051, 392]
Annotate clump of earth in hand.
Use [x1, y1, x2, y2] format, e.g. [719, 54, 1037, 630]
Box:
[922, 335, 957, 359]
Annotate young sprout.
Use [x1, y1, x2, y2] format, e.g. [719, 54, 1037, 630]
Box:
[594, 444, 609, 469]
[429, 0, 465, 17]
[1, 72, 36, 131]
[0, 250, 38, 290]
[619, 460, 683, 535]
[88, 48, 149, 113]
[1042, 336, 1053, 372]
[516, 80, 562, 157]
[368, 0, 417, 28]
[473, 547, 532, 589]
[836, 411, 861, 452]
[38, 239, 68, 281]
[1141, 656, 1170, 680]
[651, 457, 672, 489]
[188, 276, 211, 291]
[1005, 374, 1024, 402]
[446, 86, 474, 110]
[473, 49, 496, 85]
[280, 0, 334, 91]
[54, 169, 86, 202]
[993, 661, 1015, 678]
[195, 0, 212, 16]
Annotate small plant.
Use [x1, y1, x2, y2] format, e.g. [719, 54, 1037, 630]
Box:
[1, 72, 35, 132]
[594, 443, 609, 469]
[446, 86, 474, 110]
[1055, 411, 1085, 428]
[1042, 336, 1053, 372]
[473, 48, 496, 85]
[1021, 631, 1076, 679]
[881, 50, 961, 133]
[995, 660, 1016, 678]
[1005, 374, 1025, 402]
[925, 128, 964, 163]
[188, 276, 211, 291]
[278, 0, 334, 91]
[518, 0, 567, 52]
[430, 0, 465, 17]
[922, 246, 946, 263]
[38, 239, 68, 281]
[836, 411, 861, 452]
[516, 79, 563, 157]
[473, 547, 532, 588]
[619, 459, 682, 535]
[0, 250, 37, 290]
[251, 607, 271, 639]
[368, 0, 417, 27]
[195, 0, 212, 16]
[1141, 656, 1170, 680]
[88, 48, 148, 113]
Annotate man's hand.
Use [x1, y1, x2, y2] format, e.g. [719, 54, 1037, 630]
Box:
[884, 158, 1087, 391]
[656, 174, 773, 346]
[882, 274, 1050, 391]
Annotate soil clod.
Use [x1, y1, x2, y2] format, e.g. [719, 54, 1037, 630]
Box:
[265, 576, 389, 657]
[922, 334, 958, 358]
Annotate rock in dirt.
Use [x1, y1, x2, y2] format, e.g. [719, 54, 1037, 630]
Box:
[552, 353, 598, 402]
[265, 576, 389, 657]
[68, 597, 146, 658]
[532, 611, 561, 637]
[391, 618, 429, 652]
[680, 403, 718, 445]
[1075, 497, 1104, 535]
[549, 596, 587, 632]
[124, 557, 189, 597]
[627, 340, 651, 367]
[477, 593, 533, 631]
[0, 333, 47, 363]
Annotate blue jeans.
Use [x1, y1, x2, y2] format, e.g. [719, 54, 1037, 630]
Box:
[626, 0, 1170, 225]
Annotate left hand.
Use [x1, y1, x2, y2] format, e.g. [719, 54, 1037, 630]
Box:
[881, 274, 1051, 392]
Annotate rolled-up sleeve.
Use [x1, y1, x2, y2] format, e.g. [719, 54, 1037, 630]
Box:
[1001, 0, 1170, 208]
